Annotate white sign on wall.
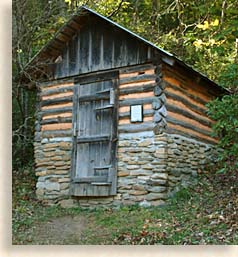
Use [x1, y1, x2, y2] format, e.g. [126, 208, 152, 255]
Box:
[130, 105, 143, 122]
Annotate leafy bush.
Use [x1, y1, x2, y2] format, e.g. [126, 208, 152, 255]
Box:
[207, 64, 238, 173]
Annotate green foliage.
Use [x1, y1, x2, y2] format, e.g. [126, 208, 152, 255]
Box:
[171, 187, 192, 202]
[207, 62, 238, 173]
[207, 93, 238, 173]
[219, 63, 238, 91]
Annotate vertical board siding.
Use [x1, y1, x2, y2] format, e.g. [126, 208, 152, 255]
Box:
[162, 64, 217, 144]
[54, 18, 153, 79]
[69, 34, 77, 75]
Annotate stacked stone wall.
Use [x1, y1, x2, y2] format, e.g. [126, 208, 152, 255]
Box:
[166, 134, 215, 196]
[111, 132, 216, 207]
[34, 131, 216, 208]
[115, 132, 169, 207]
[34, 138, 72, 205]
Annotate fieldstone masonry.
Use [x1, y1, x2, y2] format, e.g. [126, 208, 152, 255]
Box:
[34, 131, 216, 208]
[116, 132, 168, 207]
[34, 138, 72, 205]
[115, 132, 216, 207]
[165, 134, 215, 196]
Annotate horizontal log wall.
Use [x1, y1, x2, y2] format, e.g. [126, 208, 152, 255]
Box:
[162, 63, 217, 144]
[118, 63, 167, 134]
[36, 63, 167, 147]
[118, 64, 155, 131]
[37, 63, 162, 137]
[35, 78, 74, 143]
[37, 80, 74, 134]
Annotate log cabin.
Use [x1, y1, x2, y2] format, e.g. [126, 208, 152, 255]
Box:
[22, 6, 225, 208]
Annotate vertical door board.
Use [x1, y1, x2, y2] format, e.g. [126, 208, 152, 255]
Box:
[70, 71, 118, 196]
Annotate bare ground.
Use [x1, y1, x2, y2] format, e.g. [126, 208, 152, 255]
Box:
[32, 215, 88, 244]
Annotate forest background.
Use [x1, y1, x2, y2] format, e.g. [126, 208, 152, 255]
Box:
[12, 0, 238, 173]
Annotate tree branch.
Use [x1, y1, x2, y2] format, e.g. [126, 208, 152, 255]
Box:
[107, 0, 125, 18]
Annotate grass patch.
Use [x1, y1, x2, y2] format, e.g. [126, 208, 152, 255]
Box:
[82, 177, 238, 245]
[12, 167, 238, 245]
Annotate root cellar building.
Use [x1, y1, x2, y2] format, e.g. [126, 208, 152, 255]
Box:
[23, 6, 224, 208]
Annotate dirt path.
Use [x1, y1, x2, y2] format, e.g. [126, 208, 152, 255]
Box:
[32, 215, 88, 244]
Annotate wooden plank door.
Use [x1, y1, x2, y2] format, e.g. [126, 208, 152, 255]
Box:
[70, 71, 118, 196]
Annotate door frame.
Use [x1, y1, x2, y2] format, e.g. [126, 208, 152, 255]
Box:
[70, 70, 119, 196]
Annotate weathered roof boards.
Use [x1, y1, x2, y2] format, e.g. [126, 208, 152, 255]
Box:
[28, 6, 224, 207]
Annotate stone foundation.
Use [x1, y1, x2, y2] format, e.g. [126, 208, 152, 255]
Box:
[116, 131, 168, 207]
[115, 132, 216, 207]
[34, 138, 72, 204]
[166, 134, 215, 197]
[34, 132, 216, 208]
